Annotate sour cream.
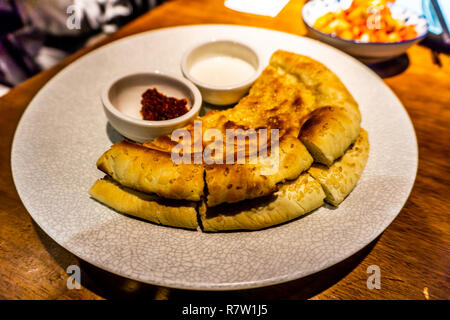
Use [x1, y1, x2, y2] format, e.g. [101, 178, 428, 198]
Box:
[189, 56, 256, 87]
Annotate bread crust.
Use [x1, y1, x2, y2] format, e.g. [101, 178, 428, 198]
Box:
[200, 173, 325, 231]
[204, 135, 313, 207]
[269, 50, 361, 122]
[89, 177, 199, 229]
[308, 128, 370, 206]
[96, 140, 204, 201]
[300, 106, 361, 166]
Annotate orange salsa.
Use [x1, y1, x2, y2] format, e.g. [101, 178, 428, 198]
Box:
[313, 0, 418, 43]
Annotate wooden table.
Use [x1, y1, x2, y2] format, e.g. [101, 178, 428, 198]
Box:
[0, 0, 448, 300]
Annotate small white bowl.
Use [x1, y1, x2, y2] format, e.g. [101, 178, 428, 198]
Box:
[181, 40, 262, 105]
[302, 0, 428, 63]
[101, 72, 202, 143]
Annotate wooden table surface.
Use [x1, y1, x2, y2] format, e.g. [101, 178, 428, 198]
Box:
[0, 0, 448, 300]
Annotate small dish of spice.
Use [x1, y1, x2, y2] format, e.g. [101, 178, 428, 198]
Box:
[101, 72, 202, 143]
[140, 88, 189, 121]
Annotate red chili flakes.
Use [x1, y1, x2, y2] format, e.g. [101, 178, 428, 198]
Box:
[140, 88, 189, 121]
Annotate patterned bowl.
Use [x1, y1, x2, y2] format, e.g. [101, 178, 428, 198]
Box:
[302, 0, 428, 63]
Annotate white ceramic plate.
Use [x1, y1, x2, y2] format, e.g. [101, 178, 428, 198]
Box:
[11, 25, 417, 290]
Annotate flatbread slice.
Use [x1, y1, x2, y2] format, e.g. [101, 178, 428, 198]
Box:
[89, 177, 199, 229]
[269, 50, 361, 122]
[141, 63, 318, 206]
[96, 140, 204, 201]
[308, 128, 369, 206]
[145, 63, 318, 153]
[204, 135, 313, 207]
[300, 106, 360, 166]
[200, 173, 326, 231]
[94, 50, 366, 210]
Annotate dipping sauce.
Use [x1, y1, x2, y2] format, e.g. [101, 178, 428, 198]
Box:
[140, 88, 189, 121]
[189, 56, 256, 86]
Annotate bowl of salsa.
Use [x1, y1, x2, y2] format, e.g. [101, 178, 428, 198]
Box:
[302, 0, 428, 63]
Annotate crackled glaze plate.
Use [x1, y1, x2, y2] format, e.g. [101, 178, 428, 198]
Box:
[11, 25, 417, 290]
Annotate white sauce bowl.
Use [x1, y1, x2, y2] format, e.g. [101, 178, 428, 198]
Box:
[101, 71, 202, 143]
[181, 40, 262, 105]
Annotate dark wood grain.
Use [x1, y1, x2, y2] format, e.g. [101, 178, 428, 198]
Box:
[0, 0, 448, 300]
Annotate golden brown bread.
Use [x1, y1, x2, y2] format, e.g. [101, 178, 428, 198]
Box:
[204, 135, 313, 207]
[204, 164, 278, 207]
[96, 140, 204, 201]
[269, 50, 361, 122]
[95, 51, 365, 206]
[91, 50, 369, 231]
[300, 106, 361, 166]
[89, 177, 199, 229]
[200, 173, 325, 231]
[145, 64, 318, 153]
[140, 63, 318, 206]
[308, 128, 370, 206]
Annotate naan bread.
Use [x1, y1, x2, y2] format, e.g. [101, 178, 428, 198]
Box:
[204, 136, 313, 207]
[91, 50, 369, 231]
[300, 106, 360, 166]
[96, 140, 204, 201]
[308, 128, 369, 206]
[146, 63, 318, 152]
[142, 62, 319, 206]
[270, 50, 361, 122]
[89, 177, 198, 229]
[200, 173, 325, 231]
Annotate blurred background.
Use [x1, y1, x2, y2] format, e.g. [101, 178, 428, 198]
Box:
[0, 0, 448, 96]
[0, 0, 166, 95]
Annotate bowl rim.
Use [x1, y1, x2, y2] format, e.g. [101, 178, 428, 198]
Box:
[101, 71, 202, 128]
[180, 39, 263, 91]
[301, 0, 429, 46]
